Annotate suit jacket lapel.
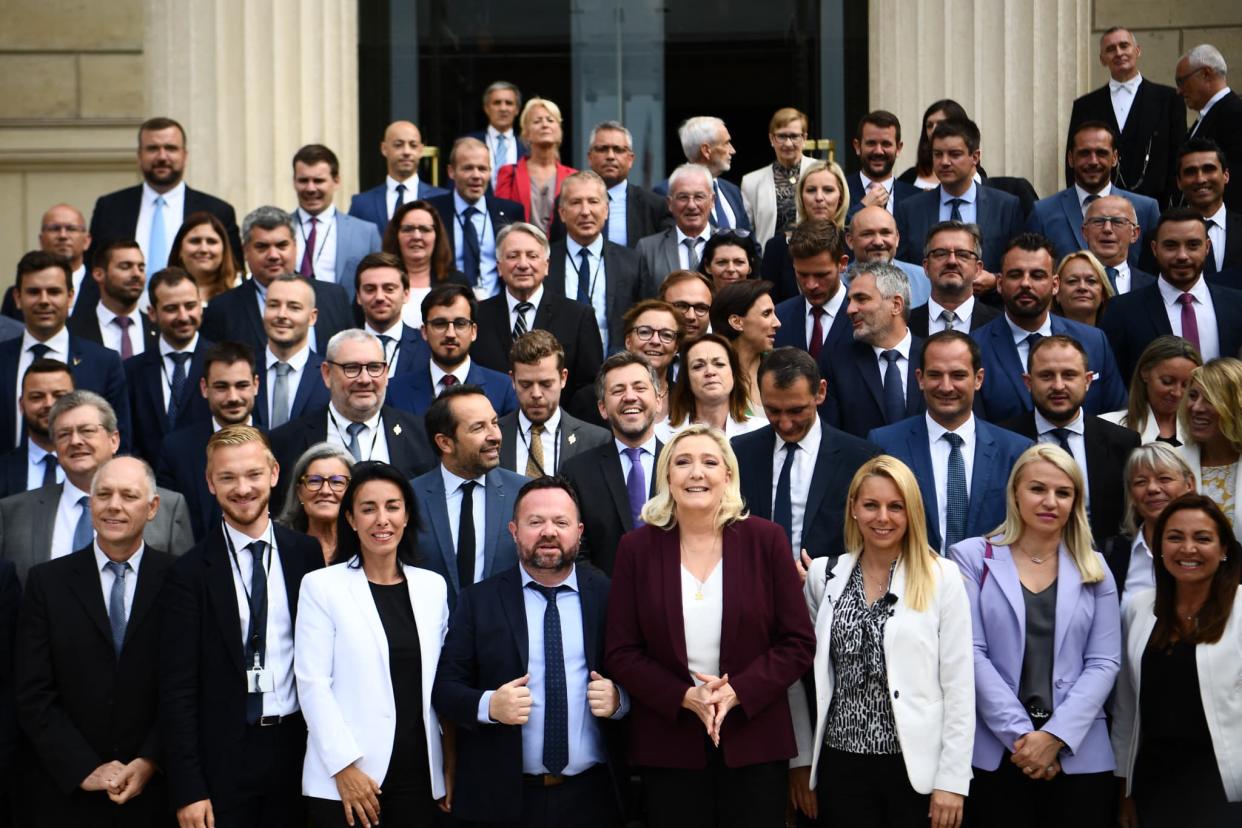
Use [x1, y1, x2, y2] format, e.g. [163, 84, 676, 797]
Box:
[1053, 544, 1084, 659]
[1082, 417, 1108, 516]
[601, 443, 633, 530]
[348, 564, 392, 672]
[989, 323, 1028, 403]
[276, 526, 305, 623]
[67, 550, 114, 648]
[381, 408, 413, 472]
[1057, 189, 1087, 251]
[482, 468, 510, 578]
[546, 248, 568, 294]
[499, 415, 519, 470]
[32, 485, 58, 567]
[421, 473, 457, 590]
[803, 431, 837, 532]
[291, 356, 324, 418]
[658, 530, 689, 674]
[1141, 289, 1173, 337]
[906, 420, 940, 548]
[125, 553, 167, 647]
[498, 569, 530, 666]
[968, 425, 1000, 537]
[852, 344, 885, 411]
[240, 281, 266, 349]
[205, 529, 246, 672]
[660, 230, 680, 278]
[745, 430, 777, 519]
[984, 546, 1026, 631]
[602, 244, 622, 330]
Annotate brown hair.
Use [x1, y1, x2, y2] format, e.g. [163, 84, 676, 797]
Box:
[668, 333, 750, 426]
[168, 211, 241, 302]
[382, 200, 453, 280]
[510, 329, 565, 371]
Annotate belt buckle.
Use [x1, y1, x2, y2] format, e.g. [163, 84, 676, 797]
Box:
[541, 774, 565, 787]
[257, 714, 282, 727]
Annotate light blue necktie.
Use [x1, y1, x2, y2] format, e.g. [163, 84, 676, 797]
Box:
[105, 560, 131, 657]
[943, 433, 968, 552]
[493, 134, 508, 186]
[346, 421, 367, 461]
[148, 196, 169, 273]
[72, 494, 93, 551]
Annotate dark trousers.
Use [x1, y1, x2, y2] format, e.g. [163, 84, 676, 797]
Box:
[817, 748, 928, 827]
[456, 764, 618, 828]
[308, 792, 438, 827]
[211, 716, 307, 828]
[965, 755, 1113, 828]
[641, 744, 786, 828]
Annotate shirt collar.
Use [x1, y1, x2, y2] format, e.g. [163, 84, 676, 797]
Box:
[365, 320, 404, 339]
[213, 415, 252, 432]
[607, 179, 628, 199]
[430, 356, 472, 389]
[925, 412, 976, 444]
[1005, 312, 1052, 344]
[1034, 408, 1084, 436]
[940, 182, 977, 205]
[1131, 531, 1151, 558]
[297, 204, 336, 224]
[519, 562, 580, 592]
[329, 401, 382, 434]
[1157, 274, 1210, 305]
[566, 235, 605, 258]
[775, 416, 822, 456]
[441, 462, 485, 494]
[453, 190, 484, 213]
[141, 180, 185, 206]
[223, 515, 273, 546]
[160, 332, 198, 356]
[614, 435, 657, 458]
[1200, 86, 1232, 116]
[94, 542, 145, 575]
[266, 342, 311, 372]
[860, 172, 895, 190]
[1075, 182, 1112, 209]
[519, 405, 562, 437]
[807, 284, 847, 318]
[22, 326, 70, 354]
[506, 285, 545, 314]
[675, 226, 711, 245]
[61, 478, 90, 508]
[487, 125, 515, 141]
[927, 295, 975, 322]
[1109, 73, 1142, 94]
[387, 174, 419, 193]
[1205, 203, 1228, 227]
[27, 440, 52, 464]
[97, 302, 141, 328]
[869, 328, 913, 361]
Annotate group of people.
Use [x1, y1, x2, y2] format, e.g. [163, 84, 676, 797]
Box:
[0, 25, 1241, 828]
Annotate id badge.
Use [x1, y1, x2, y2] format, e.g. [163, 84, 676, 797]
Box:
[246, 667, 275, 693]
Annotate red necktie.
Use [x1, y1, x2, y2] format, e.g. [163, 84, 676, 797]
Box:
[299, 217, 317, 278]
[808, 305, 826, 359]
[1178, 293, 1201, 352]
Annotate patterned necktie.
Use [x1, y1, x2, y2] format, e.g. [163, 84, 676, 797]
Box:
[105, 560, 131, 657]
[683, 237, 700, 270]
[166, 352, 192, 425]
[114, 316, 134, 361]
[1177, 293, 1201, 352]
[462, 207, 482, 286]
[948, 198, 964, 222]
[808, 306, 826, 360]
[244, 540, 268, 724]
[881, 350, 906, 423]
[513, 301, 533, 340]
[623, 446, 646, 527]
[299, 217, 318, 278]
[943, 433, 968, 552]
[577, 248, 592, 303]
[712, 180, 731, 229]
[345, 421, 367, 461]
[532, 583, 568, 775]
[148, 196, 169, 273]
[72, 494, 94, 551]
[270, 362, 293, 428]
[494, 134, 508, 185]
[457, 481, 477, 589]
[773, 442, 798, 554]
[940, 309, 958, 331]
[439, 374, 458, 395]
[526, 423, 546, 477]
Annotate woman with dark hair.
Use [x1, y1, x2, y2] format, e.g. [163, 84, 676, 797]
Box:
[710, 280, 780, 412]
[296, 461, 451, 826]
[168, 211, 242, 304]
[1101, 335, 1201, 445]
[699, 230, 759, 293]
[659, 333, 763, 440]
[1113, 494, 1242, 827]
[276, 442, 354, 565]
[898, 99, 970, 189]
[381, 199, 469, 328]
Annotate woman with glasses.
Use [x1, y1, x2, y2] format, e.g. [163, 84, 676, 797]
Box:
[710, 281, 780, 412]
[381, 200, 469, 328]
[898, 100, 970, 190]
[1101, 336, 1201, 445]
[659, 333, 764, 441]
[699, 231, 760, 293]
[168, 211, 242, 304]
[495, 97, 576, 234]
[1052, 251, 1114, 328]
[621, 299, 683, 423]
[761, 160, 850, 303]
[278, 442, 355, 565]
[740, 107, 818, 249]
[658, 270, 716, 340]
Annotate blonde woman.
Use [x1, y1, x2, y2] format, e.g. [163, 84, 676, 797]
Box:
[1100, 335, 1201, 445]
[1052, 250, 1114, 327]
[761, 159, 851, 303]
[494, 97, 576, 233]
[604, 425, 814, 827]
[948, 444, 1121, 827]
[789, 455, 974, 828]
[1176, 357, 1242, 537]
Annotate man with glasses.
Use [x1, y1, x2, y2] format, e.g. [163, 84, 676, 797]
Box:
[1081, 195, 1156, 294]
[2, 204, 91, 320]
[354, 252, 427, 377]
[657, 270, 715, 339]
[909, 221, 1000, 336]
[637, 163, 716, 286]
[742, 107, 818, 248]
[254, 275, 329, 430]
[268, 328, 435, 506]
[1175, 44, 1242, 211]
[1176, 138, 1242, 275]
[386, 283, 517, 416]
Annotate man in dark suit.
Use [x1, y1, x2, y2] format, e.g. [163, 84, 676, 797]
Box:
[636, 164, 716, 288]
[86, 117, 241, 306]
[0, 359, 73, 500]
[355, 251, 428, 376]
[1027, 121, 1160, 270]
[561, 352, 664, 575]
[67, 240, 159, 358]
[4, 203, 92, 319]
[1066, 27, 1186, 206]
[867, 332, 1033, 553]
[1082, 195, 1158, 294]
[1176, 138, 1242, 275]
[0, 251, 131, 454]
[156, 341, 260, 541]
[199, 206, 354, 360]
[14, 456, 174, 826]
[1100, 208, 1242, 381]
[895, 118, 1025, 272]
[909, 221, 1001, 336]
[732, 347, 880, 561]
[386, 284, 517, 416]
[0, 559, 18, 828]
[847, 110, 920, 216]
[465, 81, 529, 187]
[124, 267, 212, 466]
[972, 234, 1127, 422]
[1176, 44, 1242, 211]
[159, 425, 322, 828]
[410, 385, 525, 609]
[653, 117, 751, 233]
[251, 275, 330, 431]
[821, 261, 926, 437]
[472, 222, 604, 403]
[348, 120, 448, 237]
[545, 171, 647, 354]
[500, 330, 610, 477]
[268, 330, 435, 507]
[426, 137, 525, 298]
[774, 219, 854, 378]
[433, 476, 627, 826]
[1000, 335, 1140, 543]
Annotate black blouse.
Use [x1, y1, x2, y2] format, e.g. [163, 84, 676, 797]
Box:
[369, 581, 431, 795]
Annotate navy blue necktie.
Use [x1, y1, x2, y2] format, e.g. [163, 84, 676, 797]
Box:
[29, 343, 51, 360]
[532, 583, 568, 775]
[166, 352, 192, 426]
[244, 540, 268, 724]
[1024, 332, 1043, 368]
[943, 432, 968, 552]
[773, 442, 798, 553]
[1049, 427, 1073, 455]
[577, 248, 592, 303]
[1105, 266, 1119, 293]
[394, 183, 406, 212]
[712, 180, 731, 229]
[948, 198, 964, 222]
[881, 350, 906, 423]
[462, 206, 482, 286]
[41, 453, 58, 487]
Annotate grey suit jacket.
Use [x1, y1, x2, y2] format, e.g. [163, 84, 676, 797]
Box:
[0, 482, 194, 583]
[292, 208, 383, 302]
[634, 227, 687, 293]
[497, 409, 612, 476]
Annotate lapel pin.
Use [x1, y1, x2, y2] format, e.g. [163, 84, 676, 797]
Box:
[73, 356, 82, 366]
[567, 433, 577, 445]
[393, 422, 403, 436]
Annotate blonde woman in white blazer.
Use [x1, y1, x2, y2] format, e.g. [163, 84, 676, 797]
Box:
[740, 107, 817, 248]
[1176, 358, 1242, 541]
[296, 462, 450, 827]
[789, 455, 974, 828]
[1111, 493, 1242, 827]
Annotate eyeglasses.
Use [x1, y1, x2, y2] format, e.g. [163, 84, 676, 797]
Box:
[425, 317, 474, 333]
[54, 423, 105, 442]
[326, 361, 388, 378]
[772, 132, 806, 144]
[398, 224, 435, 235]
[1083, 216, 1135, 229]
[41, 224, 86, 234]
[629, 325, 679, 344]
[671, 301, 712, 317]
[926, 248, 980, 263]
[300, 473, 350, 493]
[1175, 66, 1206, 88]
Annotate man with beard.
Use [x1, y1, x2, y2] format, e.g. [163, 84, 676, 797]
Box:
[411, 384, 526, 609]
[156, 341, 261, 541]
[433, 476, 627, 826]
[561, 352, 663, 575]
[1000, 335, 1140, 544]
[846, 110, 920, 216]
[774, 219, 853, 376]
[0, 359, 73, 499]
[159, 425, 322, 828]
[386, 283, 517, 416]
[1176, 138, 1242, 275]
[972, 233, 1127, 422]
[355, 252, 426, 377]
[845, 205, 932, 307]
[68, 240, 158, 356]
[909, 221, 1000, 336]
[1081, 195, 1157, 295]
[269, 329, 435, 507]
[124, 267, 213, 465]
[253, 275, 329, 430]
[866, 331, 1032, 553]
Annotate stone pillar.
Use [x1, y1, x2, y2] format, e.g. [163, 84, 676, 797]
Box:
[145, 0, 360, 224]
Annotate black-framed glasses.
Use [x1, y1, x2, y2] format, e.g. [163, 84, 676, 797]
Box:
[301, 474, 350, 493]
[425, 317, 474, 333]
[1083, 216, 1135, 229]
[629, 325, 679, 345]
[772, 132, 806, 144]
[671, 301, 711, 317]
[326, 361, 387, 378]
[926, 248, 980, 263]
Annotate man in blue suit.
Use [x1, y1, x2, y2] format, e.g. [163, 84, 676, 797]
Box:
[867, 331, 1032, 553]
[355, 252, 428, 376]
[1082, 195, 1158, 294]
[252, 275, 330, 431]
[347, 120, 447, 237]
[846, 110, 920, 216]
[386, 284, 517, 417]
[1026, 121, 1160, 270]
[895, 118, 1024, 273]
[411, 385, 525, 609]
[652, 117, 751, 232]
[773, 219, 853, 381]
[290, 144, 382, 302]
[972, 233, 1127, 422]
[0, 251, 131, 454]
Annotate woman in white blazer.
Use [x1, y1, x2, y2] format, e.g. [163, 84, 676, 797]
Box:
[296, 462, 450, 827]
[1176, 358, 1242, 540]
[740, 107, 817, 249]
[1112, 493, 1242, 827]
[789, 455, 974, 828]
[1100, 335, 1200, 446]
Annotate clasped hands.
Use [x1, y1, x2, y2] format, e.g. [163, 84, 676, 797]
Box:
[489, 670, 622, 726]
[682, 672, 739, 747]
[81, 757, 156, 804]
[1011, 730, 1063, 781]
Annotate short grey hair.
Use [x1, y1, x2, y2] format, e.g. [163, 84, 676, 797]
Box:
[848, 260, 911, 319]
[91, 455, 158, 504]
[923, 220, 984, 260]
[588, 120, 633, 150]
[1183, 44, 1228, 77]
[668, 163, 713, 195]
[678, 116, 725, 163]
[242, 206, 296, 245]
[482, 80, 522, 110]
[1121, 442, 1196, 536]
[277, 442, 355, 531]
[267, 272, 317, 307]
[49, 390, 118, 437]
[325, 328, 383, 362]
[496, 222, 550, 258]
[559, 169, 607, 197]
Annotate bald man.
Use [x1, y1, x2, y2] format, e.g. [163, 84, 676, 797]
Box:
[845, 205, 931, 308]
[1081, 195, 1156, 294]
[348, 120, 449, 236]
[2, 205, 93, 324]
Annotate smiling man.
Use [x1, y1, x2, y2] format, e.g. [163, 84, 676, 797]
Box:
[1175, 137, 1241, 274]
[846, 110, 919, 216]
[1174, 44, 1242, 211]
[348, 120, 448, 236]
[354, 251, 424, 376]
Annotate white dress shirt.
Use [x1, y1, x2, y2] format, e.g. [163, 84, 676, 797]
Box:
[1005, 313, 1054, 372]
[1123, 532, 1156, 608]
[859, 172, 897, 215]
[682, 561, 724, 683]
[674, 226, 711, 270]
[771, 417, 823, 557]
[264, 344, 312, 426]
[296, 205, 339, 286]
[94, 542, 143, 622]
[926, 414, 977, 548]
[365, 321, 405, 376]
[1109, 74, 1142, 132]
[442, 464, 486, 582]
[565, 236, 610, 352]
[606, 179, 629, 246]
[96, 303, 147, 357]
[325, 402, 391, 463]
[804, 287, 847, 348]
[870, 329, 913, 391]
[159, 333, 199, 411]
[1157, 276, 1220, 362]
[1076, 182, 1113, 212]
[506, 285, 545, 333]
[25, 440, 62, 491]
[430, 357, 472, 395]
[1205, 203, 1227, 273]
[14, 327, 70, 445]
[135, 181, 185, 270]
[926, 296, 976, 334]
[515, 407, 562, 476]
[387, 174, 421, 220]
[1034, 408, 1091, 509]
[51, 479, 92, 561]
[1192, 87, 1234, 135]
[1110, 261, 1134, 295]
[69, 264, 86, 314]
[712, 178, 739, 229]
[938, 183, 978, 224]
[222, 519, 298, 716]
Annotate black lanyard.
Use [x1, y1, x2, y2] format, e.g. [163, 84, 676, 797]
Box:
[517, 418, 561, 475]
[328, 407, 383, 462]
[223, 520, 275, 660]
[567, 246, 606, 304]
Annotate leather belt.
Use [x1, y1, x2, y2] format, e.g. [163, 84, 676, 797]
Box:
[255, 713, 297, 727]
[523, 773, 566, 787]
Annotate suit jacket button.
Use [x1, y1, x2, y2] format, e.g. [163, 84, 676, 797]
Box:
[893, 690, 899, 699]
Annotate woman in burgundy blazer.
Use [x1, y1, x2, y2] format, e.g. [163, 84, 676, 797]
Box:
[494, 97, 576, 234]
[604, 425, 815, 827]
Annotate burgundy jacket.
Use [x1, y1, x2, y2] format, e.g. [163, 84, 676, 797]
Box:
[604, 517, 814, 769]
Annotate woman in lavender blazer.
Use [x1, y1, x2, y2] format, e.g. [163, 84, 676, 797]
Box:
[948, 444, 1121, 827]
